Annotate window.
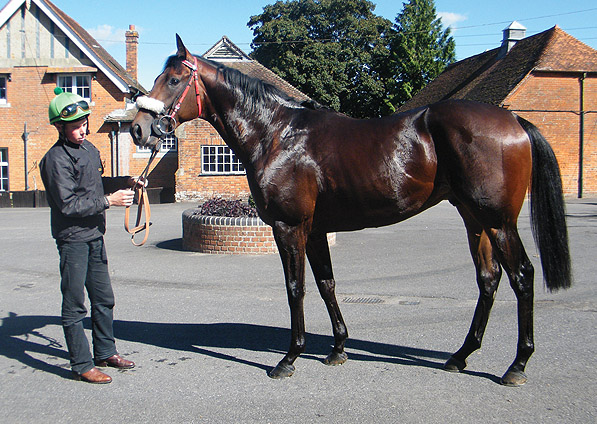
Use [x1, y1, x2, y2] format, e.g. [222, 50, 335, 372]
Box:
[201, 145, 245, 175]
[137, 134, 177, 153]
[0, 148, 8, 191]
[57, 75, 91, 100]
[0, 76, 6, 104]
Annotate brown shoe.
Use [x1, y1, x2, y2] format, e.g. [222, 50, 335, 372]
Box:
[73, 367, 112, 384]
[95, 354, 135, 369]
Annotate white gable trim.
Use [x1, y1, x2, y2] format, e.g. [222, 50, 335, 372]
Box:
[0, 0, 130, 93]
[204, 36, 252, 62]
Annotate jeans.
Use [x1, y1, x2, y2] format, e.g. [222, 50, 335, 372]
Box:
[57, 237, 117, 374]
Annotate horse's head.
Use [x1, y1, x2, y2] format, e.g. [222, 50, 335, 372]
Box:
[131, 35, 205, 150]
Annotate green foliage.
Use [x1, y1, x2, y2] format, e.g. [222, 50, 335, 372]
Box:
[248, 0, 455, 117]
[386, 0, 456, 111]
[249, 0, 393, 118]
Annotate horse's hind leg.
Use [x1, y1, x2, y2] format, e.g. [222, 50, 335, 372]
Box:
[489, 225, 535, 386]
[445, 206, 502, 373]
[306, 232, 348, 366]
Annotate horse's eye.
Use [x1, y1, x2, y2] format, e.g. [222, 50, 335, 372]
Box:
[169, 77, 180, 86]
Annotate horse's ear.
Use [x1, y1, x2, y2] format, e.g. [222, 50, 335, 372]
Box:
[176, 34, 187, 59]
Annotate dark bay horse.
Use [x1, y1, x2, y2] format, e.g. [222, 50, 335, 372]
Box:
[131, 36, 571, 386]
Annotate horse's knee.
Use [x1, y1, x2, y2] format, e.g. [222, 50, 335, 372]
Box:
[478, 263, 501, 298]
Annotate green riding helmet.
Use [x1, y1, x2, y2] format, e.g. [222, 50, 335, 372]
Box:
[48, 87, 90, 124]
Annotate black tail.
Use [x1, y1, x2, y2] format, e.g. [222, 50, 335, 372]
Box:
[517, 116, 571, 292]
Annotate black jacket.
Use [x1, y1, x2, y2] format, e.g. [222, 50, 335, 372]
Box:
[39, 138, 130, 242]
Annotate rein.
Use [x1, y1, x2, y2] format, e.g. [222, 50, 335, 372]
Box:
[124, 148, 158, 246]
[126, 56, 202, 246]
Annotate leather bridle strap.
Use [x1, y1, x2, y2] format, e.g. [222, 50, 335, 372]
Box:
[171, 56, 201, 119]
[124, 148, 157, 246]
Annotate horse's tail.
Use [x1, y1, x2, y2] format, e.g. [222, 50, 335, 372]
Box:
[517, 115, 572, 292]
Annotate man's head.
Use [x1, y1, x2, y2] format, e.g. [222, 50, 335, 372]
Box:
[49, 87, 90, 144]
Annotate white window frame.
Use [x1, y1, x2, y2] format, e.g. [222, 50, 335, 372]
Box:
[201, 145, 245, 175]
[136, 134, 178, 153]
[57, 74, 91, 101]
[0, 148, 8, 191]
[0, 76, 7, 105]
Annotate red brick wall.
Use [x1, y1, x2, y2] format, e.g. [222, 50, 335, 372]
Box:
[182, 210, 336, 254]
[505, 72, 597, 196]
[0, 67, 130, 191]
[175, 118, 250, 201]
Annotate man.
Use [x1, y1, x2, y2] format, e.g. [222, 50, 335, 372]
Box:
[40, 87, 140, 384]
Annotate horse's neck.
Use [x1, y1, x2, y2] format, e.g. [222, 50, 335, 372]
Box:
[204, 80, 283, 166]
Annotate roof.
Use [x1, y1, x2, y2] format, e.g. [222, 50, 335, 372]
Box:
[204, 36, 310, 102]
[398, 25, 597, 111]
[0, 0, 144, 94]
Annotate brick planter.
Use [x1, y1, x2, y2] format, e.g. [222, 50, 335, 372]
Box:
[182, 208, 336, 254]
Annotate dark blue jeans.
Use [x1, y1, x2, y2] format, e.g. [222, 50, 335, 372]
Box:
[57, 237, 117, 374]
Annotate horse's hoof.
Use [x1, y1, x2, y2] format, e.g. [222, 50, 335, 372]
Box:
[323, 351, 348, 366]
[443, 356, 467, 373]
[268, 362, 295, 379]
[501, 370, 527, 387]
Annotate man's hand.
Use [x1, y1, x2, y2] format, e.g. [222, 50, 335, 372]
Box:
[128, 176, 149, 189]
[106, 189, 135, 207]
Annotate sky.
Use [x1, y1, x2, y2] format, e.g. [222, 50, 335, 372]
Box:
[43, 0, 597, 90]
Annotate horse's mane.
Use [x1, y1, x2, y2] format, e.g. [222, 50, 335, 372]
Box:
[163, 54, 307, 114]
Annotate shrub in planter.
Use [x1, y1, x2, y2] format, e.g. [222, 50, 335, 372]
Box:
[197, 197, 258, 218]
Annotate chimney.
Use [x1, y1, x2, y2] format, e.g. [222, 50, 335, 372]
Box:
[499, 21, 526, 58]
[125, 24, 139, 80]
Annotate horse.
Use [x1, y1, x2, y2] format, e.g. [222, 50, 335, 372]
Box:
[131, 35, 571, 386]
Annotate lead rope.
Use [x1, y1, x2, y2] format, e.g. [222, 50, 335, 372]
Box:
[124, 148, 158, 246]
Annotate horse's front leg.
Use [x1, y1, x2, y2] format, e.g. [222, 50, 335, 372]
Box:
[306, 231, 348, 366]
[268, 221, 308, 379]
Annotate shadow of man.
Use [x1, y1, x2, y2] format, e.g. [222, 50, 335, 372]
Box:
[0, 312, 71, 380]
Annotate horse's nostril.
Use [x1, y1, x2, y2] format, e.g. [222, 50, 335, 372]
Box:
[131, 124, 142, 142]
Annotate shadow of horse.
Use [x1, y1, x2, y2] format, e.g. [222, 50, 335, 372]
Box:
[0, 312, 500, 383]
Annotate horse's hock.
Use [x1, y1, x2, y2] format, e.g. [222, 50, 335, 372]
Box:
[182, 209, 336, 254]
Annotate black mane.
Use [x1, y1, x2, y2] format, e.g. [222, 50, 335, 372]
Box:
[163, 54, 304, 114]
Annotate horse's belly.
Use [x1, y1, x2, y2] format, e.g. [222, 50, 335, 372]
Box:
[314, 184, 436, 233]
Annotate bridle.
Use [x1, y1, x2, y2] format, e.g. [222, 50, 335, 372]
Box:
[125, 55, 202, 246]
[142, 55, 203, 138]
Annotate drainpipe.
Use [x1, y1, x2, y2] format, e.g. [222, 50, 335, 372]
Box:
[578, 73, 586, 198]
[22, 122, 29, 190]
[110, 128, 115, 177]
[116, 121, 121, 177]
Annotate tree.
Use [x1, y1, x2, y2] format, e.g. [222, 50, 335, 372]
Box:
[248, 0, 393, 118]
[387, 0, 455, 111]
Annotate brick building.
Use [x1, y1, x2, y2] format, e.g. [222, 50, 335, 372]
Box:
[398, 22, 597, 197]
[0, 0, 146, 201]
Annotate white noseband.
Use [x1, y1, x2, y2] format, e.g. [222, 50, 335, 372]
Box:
[136, 96, 166, 114]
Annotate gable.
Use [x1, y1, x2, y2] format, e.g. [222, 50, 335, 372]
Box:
[0, 0, 142, 93]
[203, 36, 251, 62]
[204, 36, 309, 102]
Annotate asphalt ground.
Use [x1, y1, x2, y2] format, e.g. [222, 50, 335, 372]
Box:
[1, 199, 595, 423]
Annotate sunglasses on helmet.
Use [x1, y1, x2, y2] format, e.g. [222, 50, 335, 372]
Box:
[60, 101, 90, 118]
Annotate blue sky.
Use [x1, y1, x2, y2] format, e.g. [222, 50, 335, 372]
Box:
[46, 0, 597, 90]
